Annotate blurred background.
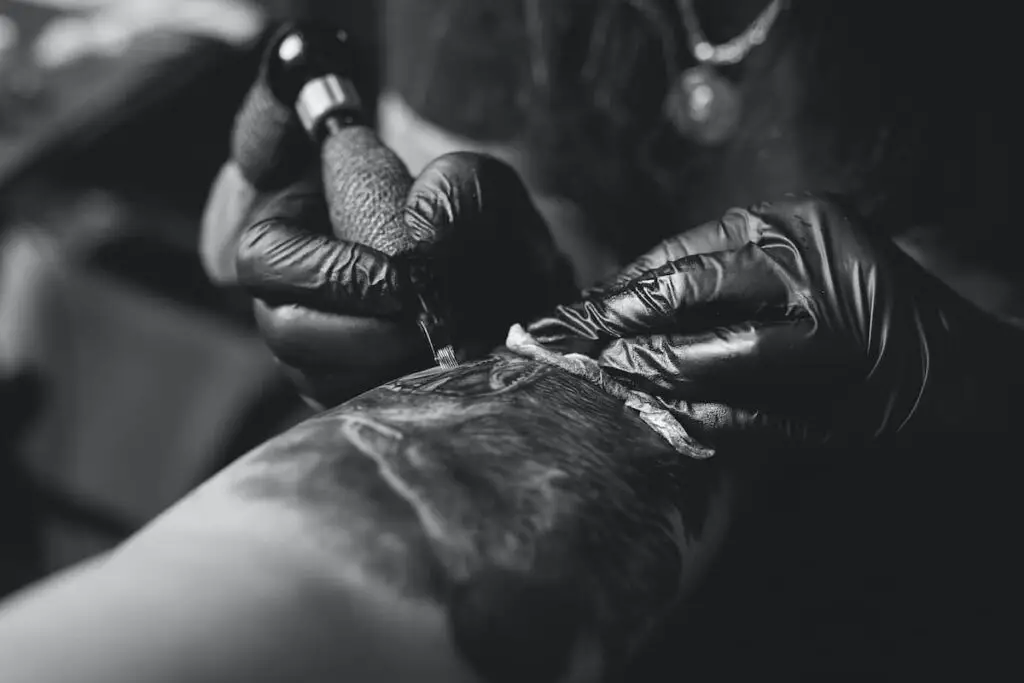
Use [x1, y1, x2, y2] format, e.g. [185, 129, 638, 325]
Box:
[0, 0, 381, 596]
[0, 2, 1015, 678]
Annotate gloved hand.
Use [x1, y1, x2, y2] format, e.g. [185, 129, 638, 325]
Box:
[232, 152, 577, 407]
[199, 23, 578, 408]
[529, 195, 1021, 449]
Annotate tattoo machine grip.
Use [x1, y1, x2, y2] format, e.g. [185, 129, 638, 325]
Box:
[262, 24, 457, 368]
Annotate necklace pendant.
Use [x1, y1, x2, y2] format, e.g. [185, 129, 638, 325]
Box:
[664, 65, 742, 146]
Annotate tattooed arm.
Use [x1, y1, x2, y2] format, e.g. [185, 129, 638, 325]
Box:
[0, 354, 736, 683]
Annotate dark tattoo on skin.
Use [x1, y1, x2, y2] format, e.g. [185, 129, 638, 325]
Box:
[225, 353, 728, 682]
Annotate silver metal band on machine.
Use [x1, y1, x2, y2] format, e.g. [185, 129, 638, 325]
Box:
[296, 74, 363, 134]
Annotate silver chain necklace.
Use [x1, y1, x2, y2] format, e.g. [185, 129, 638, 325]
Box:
[665, 0, 787, 145]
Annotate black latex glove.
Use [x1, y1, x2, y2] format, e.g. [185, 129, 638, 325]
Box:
[529, 195, 1022, 449]
[235, 152, 577, 408]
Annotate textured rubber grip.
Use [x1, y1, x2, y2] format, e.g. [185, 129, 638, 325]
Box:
[321, 125, 419, 256]
[321, 123, 458, 367]
[230, 77, 310, 191]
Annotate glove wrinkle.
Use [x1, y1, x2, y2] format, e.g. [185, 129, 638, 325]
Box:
[532, 195, 1024, 446]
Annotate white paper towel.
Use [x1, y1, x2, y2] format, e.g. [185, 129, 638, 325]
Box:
[505, 324, 715, 460]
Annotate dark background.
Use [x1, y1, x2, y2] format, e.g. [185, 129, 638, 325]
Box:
[0, 0, 332, 591]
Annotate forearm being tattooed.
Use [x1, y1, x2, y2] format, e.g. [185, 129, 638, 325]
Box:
[0, 354, 737, 683]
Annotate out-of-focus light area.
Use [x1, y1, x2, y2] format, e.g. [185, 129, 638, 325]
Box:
[0, 0, 374, 595]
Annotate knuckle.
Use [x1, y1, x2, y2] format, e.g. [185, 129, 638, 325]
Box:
[235, 219, 276, 279]
[320, 243, 353, 285]
[403, 198, 445, 239]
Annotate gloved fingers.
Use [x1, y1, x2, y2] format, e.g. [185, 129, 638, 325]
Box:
[598, 318, 821, 404]
[237, 217, 411, 317]
[528, 244, 789, 345]
[403, 152, 580, 344]
[252, 299, 428, 373]
[663, 399, 831, 450]
[244, 168, 333, 237]
[202, 166, 328, 283]
[403, 152, 547, 247]
[585, 208, 763, 296]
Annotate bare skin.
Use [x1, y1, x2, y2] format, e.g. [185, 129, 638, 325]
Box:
[0, 355, 736, 683]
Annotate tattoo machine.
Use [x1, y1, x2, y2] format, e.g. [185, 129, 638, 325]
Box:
[233, 23, 458, 370]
